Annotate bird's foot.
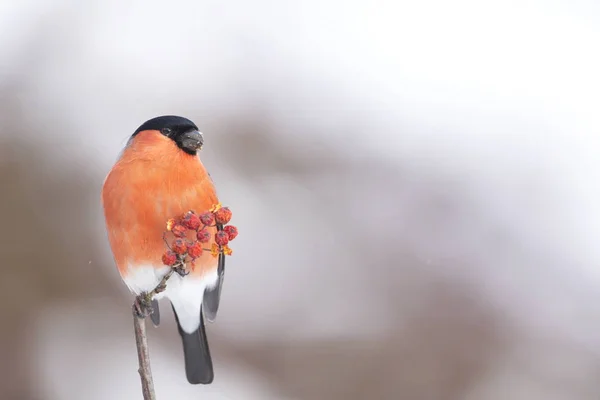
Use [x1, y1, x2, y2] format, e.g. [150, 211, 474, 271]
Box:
[133, 293, 154, 318]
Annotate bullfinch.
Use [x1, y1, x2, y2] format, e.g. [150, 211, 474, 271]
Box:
[101, 115, 225, 384]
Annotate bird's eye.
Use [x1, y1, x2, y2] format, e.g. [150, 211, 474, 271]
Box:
[161, 128, 172, 136]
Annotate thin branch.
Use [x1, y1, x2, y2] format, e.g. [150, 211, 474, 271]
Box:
[133, 307, 156, 400]
[132, 258, 185, 400]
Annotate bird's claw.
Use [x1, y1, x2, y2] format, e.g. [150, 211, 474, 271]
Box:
[134, 294, 154, 318]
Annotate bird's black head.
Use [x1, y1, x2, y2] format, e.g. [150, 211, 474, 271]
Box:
[132, 115, 204, 155]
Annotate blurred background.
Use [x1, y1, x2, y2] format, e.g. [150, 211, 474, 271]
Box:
[1, 0, 600, 399]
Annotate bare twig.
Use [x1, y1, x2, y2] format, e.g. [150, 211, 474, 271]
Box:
[132, 257, 185, 400]
[133, 308, 156, 400]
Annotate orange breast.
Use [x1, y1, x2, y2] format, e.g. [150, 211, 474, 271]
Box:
[101, 130, 219, 278]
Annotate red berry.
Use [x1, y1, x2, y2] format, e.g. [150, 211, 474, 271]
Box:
[182, 212, 201, 230]
[162, 251, 177, 266]
[215, 231, 229, 246]
[223, 225, 238, 240]
[187, 242, 203, 258]
[196, 229, 211, 243]
[171, 238, 187, 255]
[214, 207, 232, 224]
[171, 224, 187, 238]
[199, 212, 215, 226]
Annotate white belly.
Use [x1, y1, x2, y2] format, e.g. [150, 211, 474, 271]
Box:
[122, 264, 219, 333]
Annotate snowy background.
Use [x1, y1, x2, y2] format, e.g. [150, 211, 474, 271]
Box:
[1, 1, 600, 399]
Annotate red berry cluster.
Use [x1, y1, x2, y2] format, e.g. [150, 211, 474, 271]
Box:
[161, 204, 237, 269]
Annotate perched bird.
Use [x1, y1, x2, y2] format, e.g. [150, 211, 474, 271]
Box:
[101, 115, 225, 384]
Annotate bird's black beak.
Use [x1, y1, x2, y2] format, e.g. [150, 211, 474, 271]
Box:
[178, 130, 204, 154]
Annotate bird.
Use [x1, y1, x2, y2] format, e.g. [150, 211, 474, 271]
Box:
[101, 115, 226, 384]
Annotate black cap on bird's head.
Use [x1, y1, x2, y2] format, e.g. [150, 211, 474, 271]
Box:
[132, 115, 204, 155]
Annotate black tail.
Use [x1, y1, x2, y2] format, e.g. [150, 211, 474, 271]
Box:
[171, 304, 214, 384]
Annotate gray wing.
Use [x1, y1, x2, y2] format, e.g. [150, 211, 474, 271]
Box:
[203, 223, 225, 323]
[203, 252, 224, 323]
[150, 299, 160, 327]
